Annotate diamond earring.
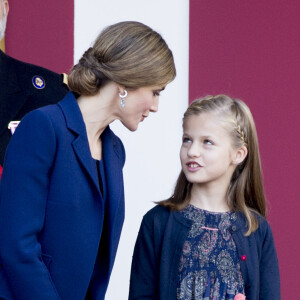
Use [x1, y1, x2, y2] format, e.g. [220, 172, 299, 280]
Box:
[119, 90, 128, 108]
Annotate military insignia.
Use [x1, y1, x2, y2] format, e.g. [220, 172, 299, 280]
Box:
[32, 75, 45, 89]
[8, 121, 21, 135]
[62, 73, 69, 86]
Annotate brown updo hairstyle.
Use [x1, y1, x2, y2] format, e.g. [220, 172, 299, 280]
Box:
[68, 21, 176, 96]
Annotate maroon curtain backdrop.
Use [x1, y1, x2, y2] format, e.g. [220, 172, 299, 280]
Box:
[189, 0, 300, 297]
[5, 1, 74, 74]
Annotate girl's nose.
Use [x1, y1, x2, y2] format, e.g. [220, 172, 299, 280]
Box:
[187, 143, 201, 158]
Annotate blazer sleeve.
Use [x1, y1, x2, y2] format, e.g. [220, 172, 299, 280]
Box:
[259, 220, 281, 300]
[128, 213, 159, 300]
[0, 109, 61, 299]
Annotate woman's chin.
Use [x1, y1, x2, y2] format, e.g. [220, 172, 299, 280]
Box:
[121, 121, 139, 132]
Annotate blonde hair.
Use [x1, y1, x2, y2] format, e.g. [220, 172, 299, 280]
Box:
[160, 95, 266, 236]
[68, 21, 176, 96]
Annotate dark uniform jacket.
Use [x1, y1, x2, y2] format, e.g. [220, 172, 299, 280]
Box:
[0, 50, 68, 168]
[129, 205, 281, 300]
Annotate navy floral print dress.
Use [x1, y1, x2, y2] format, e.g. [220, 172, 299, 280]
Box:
[177, 205, 245, 300]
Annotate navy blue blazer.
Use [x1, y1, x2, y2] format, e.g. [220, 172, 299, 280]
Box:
[0, 92, 126, 299]
[129, 205, 281, 300]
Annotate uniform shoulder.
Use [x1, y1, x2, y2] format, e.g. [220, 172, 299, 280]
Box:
[6, 54, 68, 93]
[8, 55, 61, 78]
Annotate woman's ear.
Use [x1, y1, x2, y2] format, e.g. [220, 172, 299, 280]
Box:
[118, 85, 126, 96]
[232, 146, 248, 165]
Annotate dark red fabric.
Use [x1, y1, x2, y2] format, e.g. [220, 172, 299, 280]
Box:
[5, 1, 74, 74]
[189, 0, 300, 297]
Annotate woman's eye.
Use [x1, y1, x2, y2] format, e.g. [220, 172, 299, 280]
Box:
[153, 91, 160, 97]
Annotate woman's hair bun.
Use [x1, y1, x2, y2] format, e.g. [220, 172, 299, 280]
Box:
[68, 21, 176, 96]
[68, 48, 108, 96]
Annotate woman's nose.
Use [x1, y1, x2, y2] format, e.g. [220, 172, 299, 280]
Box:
[150, 98, 159, 112]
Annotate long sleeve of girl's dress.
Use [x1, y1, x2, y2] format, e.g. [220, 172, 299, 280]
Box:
[0, 110, 61, 299]
[259, 221, 281, 300]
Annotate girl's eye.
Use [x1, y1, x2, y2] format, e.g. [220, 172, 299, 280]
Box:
[182, 137, 191, 143]
[153, 91, 160, 97]
[204, 139, 213, 145]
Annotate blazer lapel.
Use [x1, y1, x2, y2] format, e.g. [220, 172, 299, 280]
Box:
[58, 93, 100, 194]
[59, 94, 124, 231]
[101, 127, 125, 275]
[72, 135, 100, 194]
[102, 127, 124, 215]
[60, 95, 124, 279]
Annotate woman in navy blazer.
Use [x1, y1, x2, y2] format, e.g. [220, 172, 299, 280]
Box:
[0, 21, 176, 299]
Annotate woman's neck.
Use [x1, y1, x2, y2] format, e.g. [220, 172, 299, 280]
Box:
[79, 82, 121, 132]
[76, 82, 119, 159]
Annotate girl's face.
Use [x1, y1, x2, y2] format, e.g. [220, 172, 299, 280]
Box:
[180, 112, 238, 189]
[119, 85, 164, 131]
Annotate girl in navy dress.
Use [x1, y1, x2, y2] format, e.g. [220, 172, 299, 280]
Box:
[129, 95, 280, 300]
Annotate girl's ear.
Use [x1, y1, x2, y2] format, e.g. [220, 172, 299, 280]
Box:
[4, 1, 9, 16]
[232, 146, 248, 165]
